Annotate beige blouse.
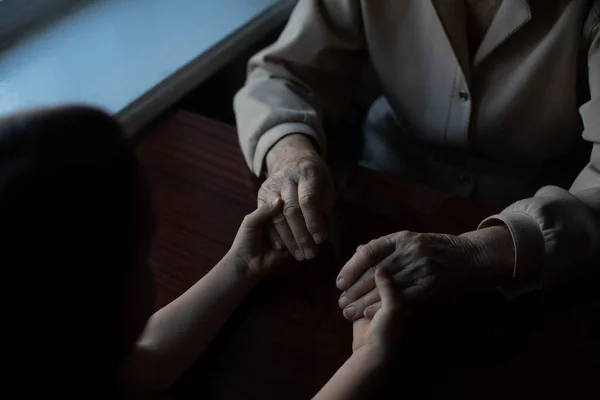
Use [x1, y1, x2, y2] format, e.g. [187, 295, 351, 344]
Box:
[234, 0, 600, 296]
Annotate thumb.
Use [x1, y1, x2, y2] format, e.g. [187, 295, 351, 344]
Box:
[242, 198, 282, 228]
[374, 268, 401, 310]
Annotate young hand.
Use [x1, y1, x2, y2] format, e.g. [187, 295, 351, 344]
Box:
[228, 198, 288, 278]
[351, 269, 407, 362]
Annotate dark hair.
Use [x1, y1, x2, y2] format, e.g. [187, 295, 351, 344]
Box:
[0, 107, 144, 394]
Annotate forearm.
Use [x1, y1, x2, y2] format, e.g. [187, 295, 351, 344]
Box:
[313, 347, 388, 400]
[123, 254, 257, 393]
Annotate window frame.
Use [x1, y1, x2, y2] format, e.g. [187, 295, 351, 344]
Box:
[0, 0, 84, 48]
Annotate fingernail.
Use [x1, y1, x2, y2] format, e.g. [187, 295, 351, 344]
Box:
[336, 277, 347, 290]
[271, 198, 281, 206]
[304, 248, 315, 260]
[343, 306, 356, 319]
[313, 233, 325, 244]
[364, 306, 375, 318]
[273, 240, 283, 251]
[294, 250, 304, 261]
[338, 296, 348, 308]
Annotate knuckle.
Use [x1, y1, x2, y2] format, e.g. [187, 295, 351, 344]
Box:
[415, 233, 429, 243]
[299, 164, 316, 178]
[393, 230, 415, 244]
[297, 157, 319, 172]
[258, 186, 276, 201]
[261, 177, 278, 189]
[279, 165, 302, 182]
[257, 190, 268, 203]
[367, 266, 377, 280]
[272, 213, 287, 226]
[382, 236, 396, 250]
[397, 230, 412, 239]
[263, 170, 296, 189]
[272, 165, 293, 178]
[283, 202, 301, 217]
[298, 193, 315, 207]
[359, 244, 376, 260]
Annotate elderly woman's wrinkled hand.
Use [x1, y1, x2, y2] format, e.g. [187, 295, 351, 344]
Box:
[259, 135, 334, 262]
[336, 228, 514, 320]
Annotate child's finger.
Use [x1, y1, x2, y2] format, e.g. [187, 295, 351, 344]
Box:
[243, 198, 283, 228]
[374, 268, 401, 309]
[267, 225, 285, 252]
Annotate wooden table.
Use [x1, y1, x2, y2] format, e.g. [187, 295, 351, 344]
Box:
[138, 111, 599, 400]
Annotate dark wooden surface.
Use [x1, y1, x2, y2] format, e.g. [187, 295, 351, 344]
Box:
[138, 111, 599, 400]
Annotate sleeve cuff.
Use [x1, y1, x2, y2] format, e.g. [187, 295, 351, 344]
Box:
[478, 212, 545, 299]
[252, 123, 325, 176]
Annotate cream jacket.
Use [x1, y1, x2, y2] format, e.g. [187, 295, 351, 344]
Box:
[234, 0, 600, 295]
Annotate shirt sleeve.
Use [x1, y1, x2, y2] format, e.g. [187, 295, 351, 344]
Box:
[233, 0, 367, 176]
[478, 3, 600, 298]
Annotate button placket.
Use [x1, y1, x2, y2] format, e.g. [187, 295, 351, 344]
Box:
[445, 68, 472, 148]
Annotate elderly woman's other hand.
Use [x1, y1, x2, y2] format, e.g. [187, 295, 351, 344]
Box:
[336, 227, 516, 320]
